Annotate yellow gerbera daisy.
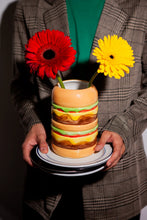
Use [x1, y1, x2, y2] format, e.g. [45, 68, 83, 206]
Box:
[92, 35, 135, 79]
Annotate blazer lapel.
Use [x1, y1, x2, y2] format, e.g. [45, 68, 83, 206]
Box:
[97, 0, 128, 35]
[43, 0, 128, 50]
[43, 0, 69, 36]
[91, 0, 129, 59]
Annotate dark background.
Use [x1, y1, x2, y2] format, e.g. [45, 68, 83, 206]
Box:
[0, 1, 26, 219]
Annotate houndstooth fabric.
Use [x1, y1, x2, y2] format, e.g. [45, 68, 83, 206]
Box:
[11, 0, 147, 219]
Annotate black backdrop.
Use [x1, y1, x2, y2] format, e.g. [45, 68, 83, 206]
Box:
[0, 1, 26, 219]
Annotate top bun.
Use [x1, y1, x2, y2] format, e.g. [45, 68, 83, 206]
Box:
[52, 80, 98, 108]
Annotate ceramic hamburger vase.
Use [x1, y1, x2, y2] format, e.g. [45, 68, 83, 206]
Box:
[51, 80, 98, 158]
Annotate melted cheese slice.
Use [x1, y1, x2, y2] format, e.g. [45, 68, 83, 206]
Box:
[52, 106, 98, 121]
[51, 130, 98, 145]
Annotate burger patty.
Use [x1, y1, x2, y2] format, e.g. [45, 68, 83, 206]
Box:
[52, 113, 98, 125]
[51, 137, 97, 149]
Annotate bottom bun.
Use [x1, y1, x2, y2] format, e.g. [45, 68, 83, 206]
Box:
[51, 143, 96, 158]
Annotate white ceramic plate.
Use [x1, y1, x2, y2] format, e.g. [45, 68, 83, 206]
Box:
[50, 166, 105, 177]
[36, 144, 112, 168]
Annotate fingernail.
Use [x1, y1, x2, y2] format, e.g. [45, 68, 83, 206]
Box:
[95, 144, 103, 151]
[97, 144, 103, 148]
[95, 146, 99, 151]
[40, 148, 48, 153]
[107, 161, 111, 167]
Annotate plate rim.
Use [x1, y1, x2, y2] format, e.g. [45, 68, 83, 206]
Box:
[36, 144, 112, 168]
[50, 165, 105, 177]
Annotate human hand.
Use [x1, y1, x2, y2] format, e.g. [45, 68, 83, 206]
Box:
[22, 123, 48, 166]
[95, 130, 125, 170]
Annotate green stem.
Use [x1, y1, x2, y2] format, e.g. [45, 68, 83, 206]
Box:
[88, 71, 98, 87]
[56, 72, 65, 89]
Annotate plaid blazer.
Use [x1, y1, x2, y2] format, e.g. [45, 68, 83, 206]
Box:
[11, 0, 147, 219]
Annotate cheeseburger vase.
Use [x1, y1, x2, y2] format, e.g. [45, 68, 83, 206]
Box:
[51, 80, 98, 158]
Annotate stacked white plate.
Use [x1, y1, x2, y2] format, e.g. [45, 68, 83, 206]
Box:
[31, 144, 112, 177]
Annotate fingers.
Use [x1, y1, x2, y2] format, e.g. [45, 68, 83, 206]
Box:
[22, 140, 35, 166]
[95, 131, 112, 151]
[22, 124, 48, 166]
[106, 143, 125, 169]
[37, 134, 48, 154]
[95, 130, 125, 170]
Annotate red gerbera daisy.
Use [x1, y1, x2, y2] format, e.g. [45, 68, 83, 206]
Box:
[25, 29, 76, 80]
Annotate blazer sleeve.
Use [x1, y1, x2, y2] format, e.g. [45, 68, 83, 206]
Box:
[102, 33, 147, 148]
[11, 2, 42, 133]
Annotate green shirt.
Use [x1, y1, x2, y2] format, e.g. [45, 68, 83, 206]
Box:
[66, 0, 105, 65]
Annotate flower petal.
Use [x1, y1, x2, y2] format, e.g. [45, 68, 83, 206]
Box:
[25, 29, 76, 79]
[92, 35, 135, 79]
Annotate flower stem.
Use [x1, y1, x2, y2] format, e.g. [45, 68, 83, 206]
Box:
[56, 72, 65, 89]
[88, 71, 98, 87]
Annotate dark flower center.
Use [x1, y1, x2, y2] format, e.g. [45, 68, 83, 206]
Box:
[43, 49, 55, 60]
[110, 55, 114, 59]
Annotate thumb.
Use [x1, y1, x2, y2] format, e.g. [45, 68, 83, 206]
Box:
[37, 134, 48, 154]
[95, 131, 111, 152]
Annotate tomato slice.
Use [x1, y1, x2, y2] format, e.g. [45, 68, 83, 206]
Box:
[55, 105, 97, 113]
[52, 130, 97, 138]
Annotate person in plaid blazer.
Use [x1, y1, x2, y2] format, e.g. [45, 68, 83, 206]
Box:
[11, 0, 147, 219]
